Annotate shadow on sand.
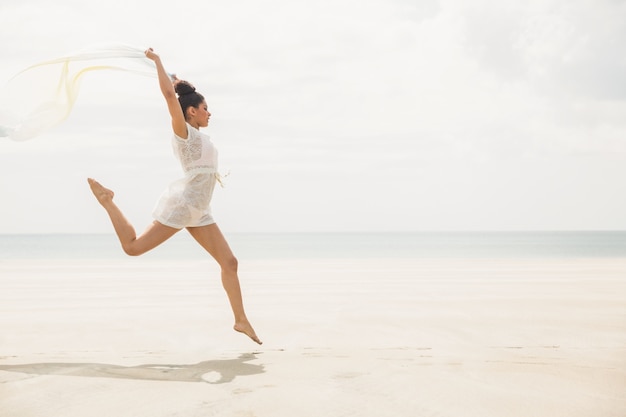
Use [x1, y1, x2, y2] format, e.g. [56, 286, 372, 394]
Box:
[0, 353, 264, 384]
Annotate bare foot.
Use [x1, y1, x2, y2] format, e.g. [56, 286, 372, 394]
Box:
[234, 321, 262, 345]
[87, 178, 114, 205]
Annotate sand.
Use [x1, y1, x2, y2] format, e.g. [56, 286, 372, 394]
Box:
[1, 257, 625, 417]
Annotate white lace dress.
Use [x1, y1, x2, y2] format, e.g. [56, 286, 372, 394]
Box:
[152, 123, 219, 229]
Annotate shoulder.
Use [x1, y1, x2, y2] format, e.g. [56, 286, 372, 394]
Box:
[173, 123, 198, 142]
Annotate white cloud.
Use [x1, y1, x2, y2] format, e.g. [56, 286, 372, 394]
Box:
[459, 0, 626, 101]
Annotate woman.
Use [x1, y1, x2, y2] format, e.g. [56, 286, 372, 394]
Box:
[87, 48, 261, 345]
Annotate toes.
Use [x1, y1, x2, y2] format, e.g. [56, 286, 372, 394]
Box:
[234, 323, 262, 344]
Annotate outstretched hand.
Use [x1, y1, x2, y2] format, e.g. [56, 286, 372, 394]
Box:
[145, 48, 177, 82]
[144, 47, 159, 61]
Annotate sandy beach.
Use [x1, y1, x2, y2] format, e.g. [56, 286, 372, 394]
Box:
[1, 257, 625, 417]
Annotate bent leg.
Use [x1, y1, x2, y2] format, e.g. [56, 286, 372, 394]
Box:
[186, 223, 262, 345]
[88, 178, 179, 256]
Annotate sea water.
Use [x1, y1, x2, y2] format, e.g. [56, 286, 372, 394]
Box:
[0, 231, 625, 261]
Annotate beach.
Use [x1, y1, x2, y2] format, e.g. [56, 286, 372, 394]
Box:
[1, 256, 625, 416]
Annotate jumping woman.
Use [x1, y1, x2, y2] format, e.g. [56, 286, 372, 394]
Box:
[87, 47, 261, 345]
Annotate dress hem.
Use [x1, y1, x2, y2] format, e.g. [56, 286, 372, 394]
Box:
[152, 216, 216, 230]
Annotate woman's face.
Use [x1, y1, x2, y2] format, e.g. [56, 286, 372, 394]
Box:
[189, 100, 211, 127]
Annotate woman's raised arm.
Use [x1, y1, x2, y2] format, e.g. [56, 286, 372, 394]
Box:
[145, 48, 187, 139]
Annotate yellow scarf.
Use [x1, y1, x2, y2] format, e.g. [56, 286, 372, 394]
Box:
[0, 44, 157, 141]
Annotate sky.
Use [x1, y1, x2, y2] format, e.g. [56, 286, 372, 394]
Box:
[0, 0, 625, 234]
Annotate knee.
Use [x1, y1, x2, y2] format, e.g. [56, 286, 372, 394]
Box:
[221, 255, 238, 273]
[122, 243, 144, 257]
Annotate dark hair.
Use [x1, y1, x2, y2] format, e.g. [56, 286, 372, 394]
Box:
[174, 80, 205, 119]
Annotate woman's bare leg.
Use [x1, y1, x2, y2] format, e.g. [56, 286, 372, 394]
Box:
[88, 178, 179, 256]
[186, 223, 262, 345]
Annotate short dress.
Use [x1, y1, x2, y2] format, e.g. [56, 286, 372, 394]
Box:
[152, 123, 219, 229]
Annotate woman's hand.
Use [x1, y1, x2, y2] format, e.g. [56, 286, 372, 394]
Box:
[146, 48, 176, 82]
[144, 47, 159, 62]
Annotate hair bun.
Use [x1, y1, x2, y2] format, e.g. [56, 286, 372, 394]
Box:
[174, 80, 196, 96]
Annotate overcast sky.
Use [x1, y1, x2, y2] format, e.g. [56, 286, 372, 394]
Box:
[1, 0, 625, 234]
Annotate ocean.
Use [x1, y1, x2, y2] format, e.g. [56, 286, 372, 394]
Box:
[0, 231, 625, 261]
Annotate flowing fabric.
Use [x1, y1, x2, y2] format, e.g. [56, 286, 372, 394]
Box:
[0, 44, 160, 141]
